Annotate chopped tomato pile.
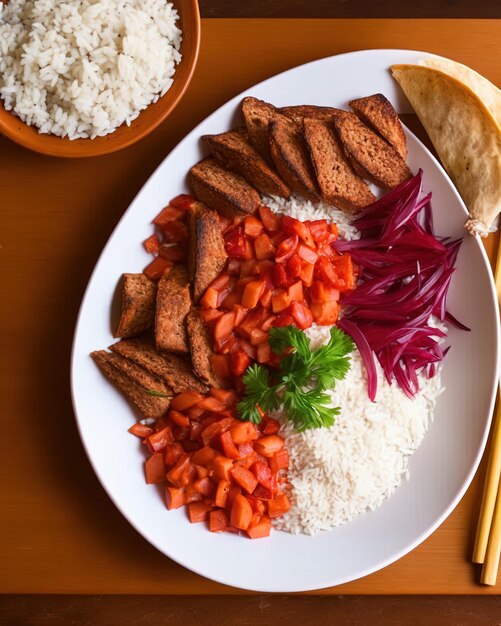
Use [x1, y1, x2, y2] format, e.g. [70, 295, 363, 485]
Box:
[201, 206, 356, 378]
[143, 194, 194, 281]
[129, 388, 291, 538]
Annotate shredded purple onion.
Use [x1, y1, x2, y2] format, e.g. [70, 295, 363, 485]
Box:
[335, 171, 468, 399]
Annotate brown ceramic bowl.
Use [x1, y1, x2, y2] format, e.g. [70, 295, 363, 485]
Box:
[0, 0, 200, 158]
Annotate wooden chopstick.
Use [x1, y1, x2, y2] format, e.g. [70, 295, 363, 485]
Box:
[473, 232, 501, 584]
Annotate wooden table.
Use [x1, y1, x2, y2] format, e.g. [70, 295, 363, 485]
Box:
[1, 14, 500, 625]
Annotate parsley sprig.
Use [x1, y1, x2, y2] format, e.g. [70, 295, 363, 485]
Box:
[237, 326, 354, 431]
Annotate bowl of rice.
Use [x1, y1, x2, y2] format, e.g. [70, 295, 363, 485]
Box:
[0, 0, 200, 157]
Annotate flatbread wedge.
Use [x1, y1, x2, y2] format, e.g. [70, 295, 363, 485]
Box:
[420, 57, 501, 129]
[392, 64, 501, 235]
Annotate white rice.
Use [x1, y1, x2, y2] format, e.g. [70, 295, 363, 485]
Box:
[263, 194, 445, 534]
[263, 193, 361, 242]
[275, 326, 444, 535]
[0, 0, 182, 139]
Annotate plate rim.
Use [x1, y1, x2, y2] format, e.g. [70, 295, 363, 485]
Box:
[70, 48, 500, 592]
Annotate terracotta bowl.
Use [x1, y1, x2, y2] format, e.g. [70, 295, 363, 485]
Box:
[0, 0, 200, 158]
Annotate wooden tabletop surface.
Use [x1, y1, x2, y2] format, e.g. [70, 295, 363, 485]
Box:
[1, 8, 500, 625]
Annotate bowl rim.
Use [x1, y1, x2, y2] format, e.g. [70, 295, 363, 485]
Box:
[0, 0, 201, 158]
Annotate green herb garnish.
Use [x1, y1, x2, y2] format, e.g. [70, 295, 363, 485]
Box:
[145, 389, 170, 398]
[237, 326, 354, 431]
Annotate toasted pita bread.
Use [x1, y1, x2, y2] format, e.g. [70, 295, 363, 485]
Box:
[392, 64, 501, 235]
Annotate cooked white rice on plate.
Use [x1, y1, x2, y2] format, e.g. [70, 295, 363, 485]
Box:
[265, 194, 445, 535]
[0, 0, 182, 139]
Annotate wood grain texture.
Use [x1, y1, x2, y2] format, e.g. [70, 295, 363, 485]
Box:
[0, 19, 500, 595]
[2, 595, 501, 625]
[199, 0, 501, 19]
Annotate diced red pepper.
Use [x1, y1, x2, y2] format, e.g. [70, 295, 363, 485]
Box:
[224, 226, 248, 260]
[147, 426, 174, 453]
[269, 448, 289, 473]
[164, 443, 185, 467]
[170, 391, 206, 412]
[230, 348, 251, 376]
[153, 205, 185, 225]
[220, 431, 241, 460]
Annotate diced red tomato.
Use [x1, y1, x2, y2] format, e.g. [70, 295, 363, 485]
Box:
[230, 348, 251, 376]
[209, 509, 229, 532]
[311, 300, 339, 325]
[210, 388, 238, 407]
[272, 263, 289, 287]
[210, 354, 231, 381]
[308, 219, 330, 243]
[241, 280, 266, 309]
[230, 464, 259, 494]
[244, 215, 264, 238]
[261, 417, 280, 435]
[168, 410, 190, 428]
[212, 455, 234, 481]
[289, 301, 314, 330]
[188, 501, 213, 523]
[254, 435, 285, 457]
[299, 260, 315, 286]
[310, 281, 340, 303]
[269, 448, 289, 473]
[145, 453, 166, 484]
[275, 235, 298, 263]
[200, 287, 219, 309]
[224, 226, 248, 260]
[214, 312, 236, 342]
[258, 206, 281, 232]
[271, 291, 290, 313]
[256, 342, 271, 363]
[272, 312, 295, 328]
[153, 205, 185, 225]
[230, 494, 253, 530]
[282, 215, 314, 247]
[128, 423, 153, 438]
[159, 220, 188, 243]
[169, 193, 195, 210]
[288, 280, 303, 302]
[230, 421, 258, 444]
[143, 256, 172, 281]
[268, 493, 291, 518]
[251, 460, 273, 489]
[247, 514, 272, 538]
[165, 486, 184, 510]
[254, 233, 276, 260]
[147, 426, 174, 453]
[297, 242, 318, 264]
[287, 253, 302, 279]
[220, 431, 241, 460]
[164, 443, 184, 467]
[200, 417, 234, 446]
[158, 243, 186, 263]
[170, 391, 206, 412]
[144, 233, 161, 255]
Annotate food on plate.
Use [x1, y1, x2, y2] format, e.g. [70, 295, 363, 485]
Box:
[349, 93, 408, 159]
[332, 110, 412, 188]
[0, 0, 182, 139]
[190, 158, 262, 217]
[241, 96, 278, 164]
[419, 57, 501, 128]
[114, 273, 156, 339]
[130, 388, 290, 538]
[155, 266, 192, 353]
[92, 91, 465, 539]
[392, 64, 501, 237]
[281, 105, 338, 125]
[109, 336, 209, 394]
[91, 350, 171, 419]
[237, 326, 354, 431]
[268, 113, 320, 201]
[203, 128, 291, 198]
[304, 118, 376, 211]
[186, 307, 227, 388]
[188, 203, 228, 302]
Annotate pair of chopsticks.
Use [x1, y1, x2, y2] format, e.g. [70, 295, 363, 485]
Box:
[472, 236, 501, 585]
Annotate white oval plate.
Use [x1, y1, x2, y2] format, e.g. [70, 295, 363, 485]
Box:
[71, 49, 500, 592]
